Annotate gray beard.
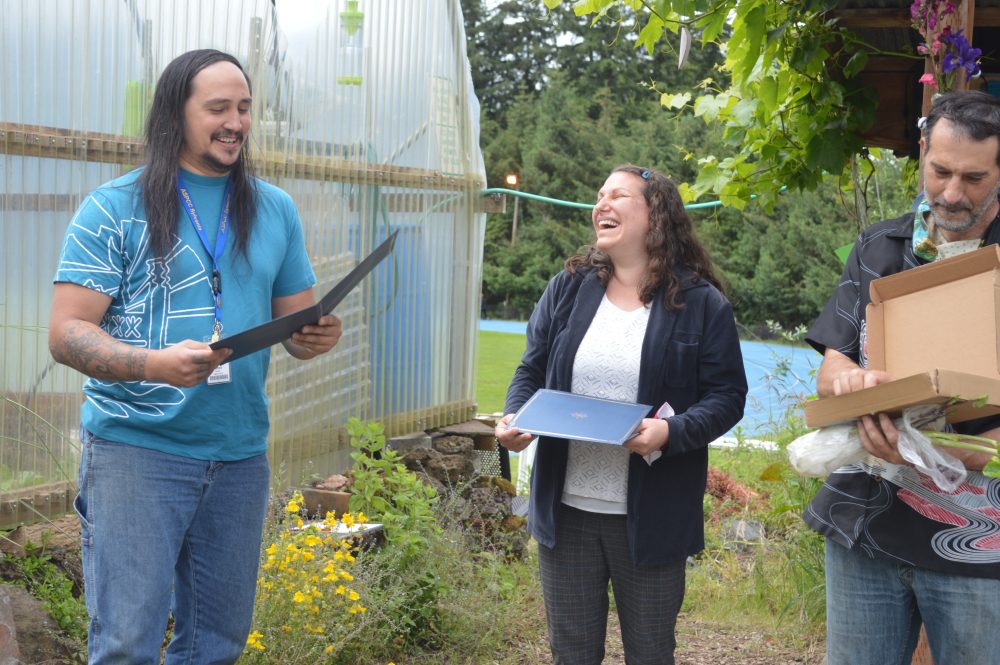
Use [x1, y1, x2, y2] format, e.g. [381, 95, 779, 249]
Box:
[929, 191, 999, 234]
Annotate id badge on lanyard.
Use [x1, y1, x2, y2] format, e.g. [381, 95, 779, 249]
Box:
[178, 176, 233, 384]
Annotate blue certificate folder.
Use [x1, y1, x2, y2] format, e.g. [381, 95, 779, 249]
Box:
[509, 389, 652, 445]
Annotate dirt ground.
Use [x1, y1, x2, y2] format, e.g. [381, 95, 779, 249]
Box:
[511, 611, 825, 665]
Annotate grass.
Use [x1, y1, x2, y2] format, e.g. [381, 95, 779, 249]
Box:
[475, 331, 526, 415]
[689, 444, 826, 644]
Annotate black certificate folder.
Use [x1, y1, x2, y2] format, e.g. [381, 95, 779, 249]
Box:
[509, 389, 652, 445]
[211, 230, 399, 363]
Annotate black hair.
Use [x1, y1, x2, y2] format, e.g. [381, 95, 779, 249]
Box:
[138, 49, 258, 258]
[924, 90, 1000, 168]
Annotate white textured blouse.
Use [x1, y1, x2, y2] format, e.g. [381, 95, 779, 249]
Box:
[562, 294, 650, 514]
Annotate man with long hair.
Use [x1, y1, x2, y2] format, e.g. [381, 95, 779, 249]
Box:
[48, 49, 342, 663]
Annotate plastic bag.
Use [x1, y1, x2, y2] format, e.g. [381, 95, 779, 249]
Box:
[787, 405, 968, 491]
[895, 404, 967, 491]
[787, 424, 866, 477]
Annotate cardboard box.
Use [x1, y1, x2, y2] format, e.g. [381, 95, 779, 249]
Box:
[804, 369, 1000, 428]
[866, 244, 1000, 380]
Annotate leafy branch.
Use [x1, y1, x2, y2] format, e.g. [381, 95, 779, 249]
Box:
[544, 0, 883, 210]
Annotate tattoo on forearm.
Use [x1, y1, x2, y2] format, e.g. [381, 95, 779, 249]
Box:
[56, 321, 147, 381]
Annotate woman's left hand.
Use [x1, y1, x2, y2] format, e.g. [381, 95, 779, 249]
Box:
[623, 418, 669, 456]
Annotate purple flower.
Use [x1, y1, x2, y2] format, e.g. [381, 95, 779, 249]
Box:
[941, 30, 982, 80]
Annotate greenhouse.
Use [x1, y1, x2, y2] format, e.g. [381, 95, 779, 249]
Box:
[0, 0, 488, 526]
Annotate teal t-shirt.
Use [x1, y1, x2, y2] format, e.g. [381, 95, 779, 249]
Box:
[55, 168, 316, 460]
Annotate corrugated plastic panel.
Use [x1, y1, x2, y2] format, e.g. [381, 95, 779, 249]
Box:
[0, 0, 486, 520]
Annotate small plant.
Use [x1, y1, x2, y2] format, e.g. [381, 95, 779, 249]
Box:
[1, 542, 88, 646]
[345, 418, 440, 564]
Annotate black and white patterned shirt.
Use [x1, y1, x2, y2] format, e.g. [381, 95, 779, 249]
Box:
[805, 209, 1000, 579]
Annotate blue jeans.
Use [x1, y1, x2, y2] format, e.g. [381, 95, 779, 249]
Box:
[825, 539, 1000, 665]
[76, 430, 269, 664]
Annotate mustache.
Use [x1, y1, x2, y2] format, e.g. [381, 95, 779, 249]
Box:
[930, 198, 972, 213]
[212, 131, 244, 142]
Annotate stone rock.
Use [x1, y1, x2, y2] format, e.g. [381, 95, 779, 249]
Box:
[0, 585, 20, 663]
[449, 483, 529, 560]
[400, 447, 443, 473]
[436, 420, 494, 438]
[437, 420, 497, 451]
[470, 474, 517, 497]
[315, 473, 351, 492]
[426, 452, 475, 485]
[387, 431, 432, 453]
[0, 584, 77, 663]
[461, 486, 511, 520]
[412, 470, 447, 497]
[433, 435, 474, 456]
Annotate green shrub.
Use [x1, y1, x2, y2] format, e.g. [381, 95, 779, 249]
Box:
[346, 418, 440, 565]
[1, 544, 88, 645]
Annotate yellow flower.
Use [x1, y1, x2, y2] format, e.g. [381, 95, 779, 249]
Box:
[335, 584, 346, 595]
[293, 591, 308, 603]
[286, 500, 300, 513]
[303, 534, 323, 547]
[325, 645, 335, 654]
[348, 590, 360, 601]
[340, 571, 354, 581]
[245, 630, 266, 651]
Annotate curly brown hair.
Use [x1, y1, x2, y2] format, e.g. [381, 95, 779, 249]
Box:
[565, 165, 723, 309]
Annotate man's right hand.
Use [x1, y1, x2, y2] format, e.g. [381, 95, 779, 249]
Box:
[148, 340, 232, 387]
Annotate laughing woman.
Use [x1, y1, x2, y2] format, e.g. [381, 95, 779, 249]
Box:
[496, 165, 747, 665]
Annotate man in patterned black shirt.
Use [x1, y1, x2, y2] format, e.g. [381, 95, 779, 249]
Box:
[806, 90, 1000, 665]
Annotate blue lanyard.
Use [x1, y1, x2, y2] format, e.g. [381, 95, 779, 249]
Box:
[177, 176, 231, 340]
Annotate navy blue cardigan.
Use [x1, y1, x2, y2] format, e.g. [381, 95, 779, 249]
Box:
[505, 268, 747, 565]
